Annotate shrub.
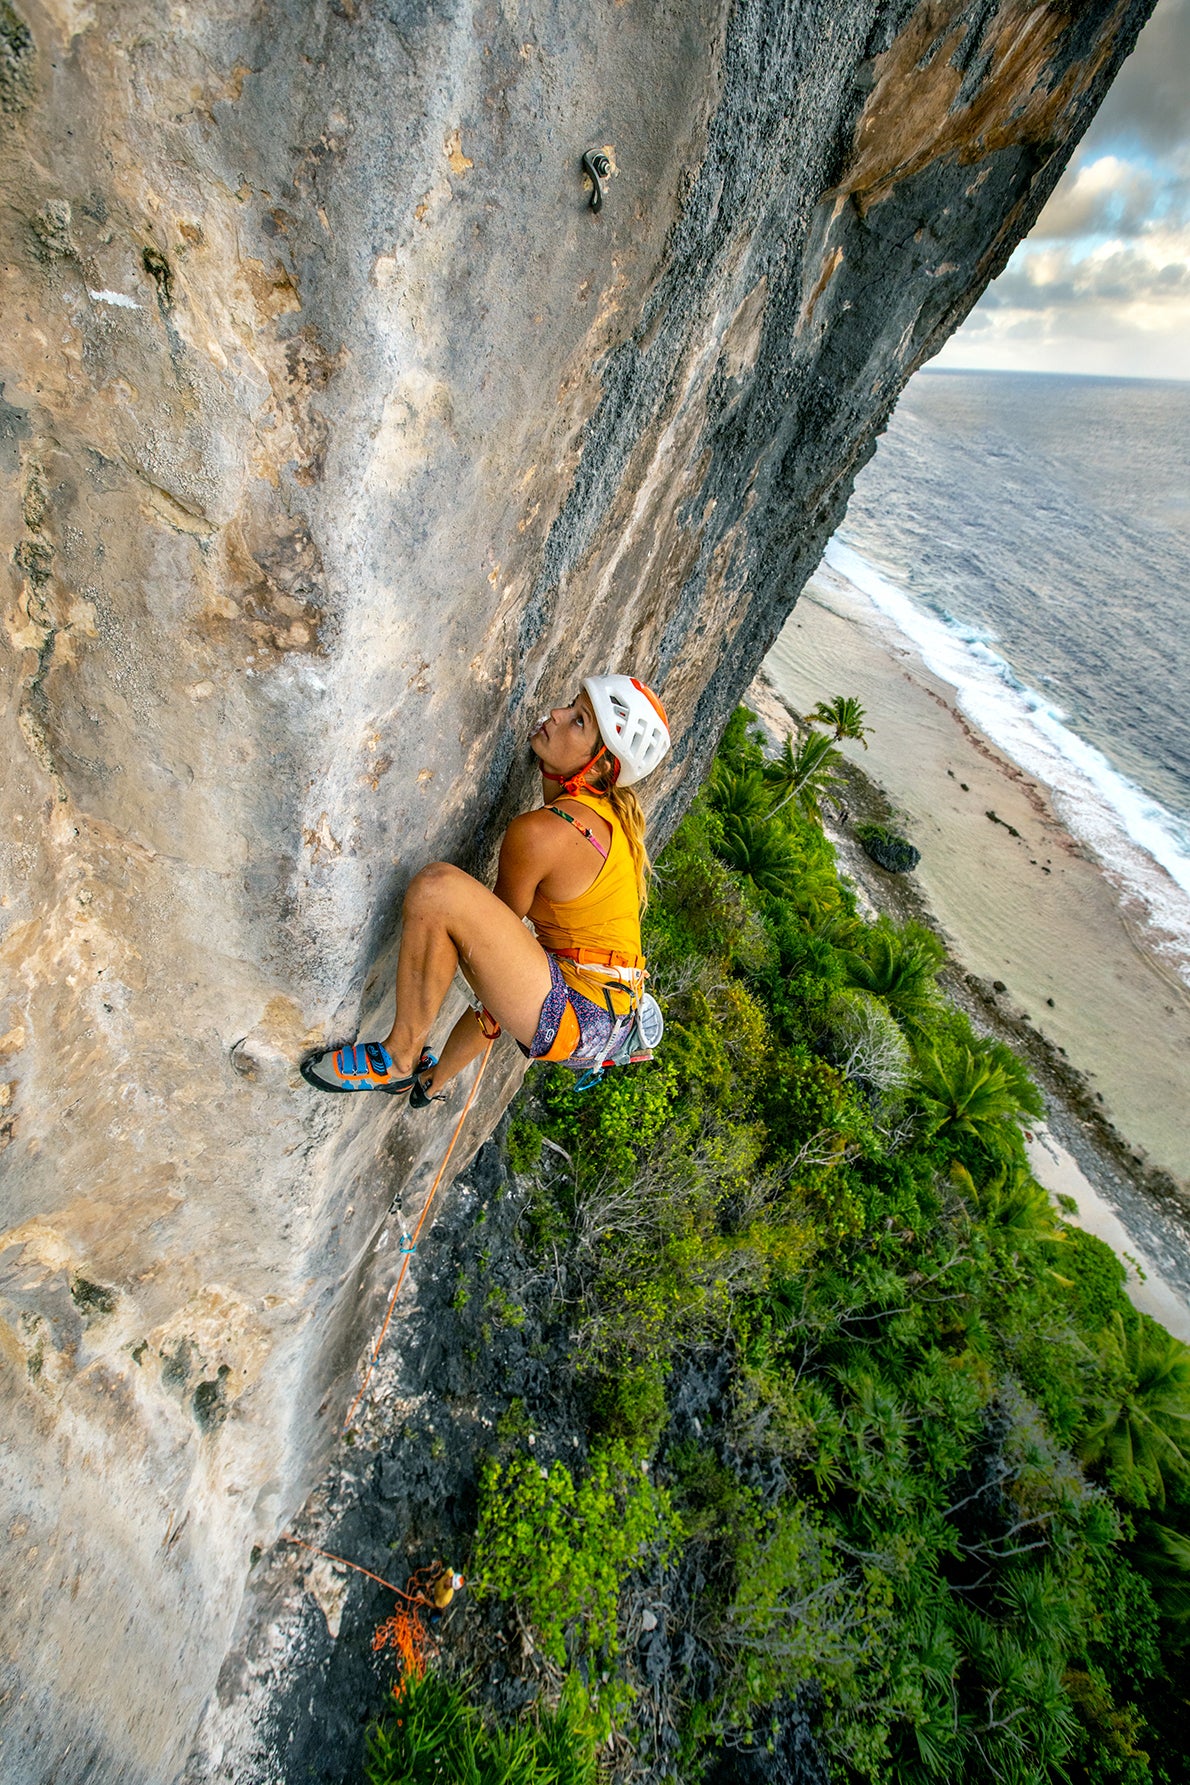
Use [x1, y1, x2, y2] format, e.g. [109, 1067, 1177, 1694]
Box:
[1057, 1223, 1131, 1337]
[505, 1109, 544, 1173]
[472, 1439, 681, 1691]
[816, 988, 912, 1099]
[365, 1670, 596, 1785]
[591, 1360, 670, 1454]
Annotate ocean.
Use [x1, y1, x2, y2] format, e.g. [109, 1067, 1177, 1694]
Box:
[797, 369, 1190, 985]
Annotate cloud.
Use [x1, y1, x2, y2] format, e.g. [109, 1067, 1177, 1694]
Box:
[1082, 0, 1190, 158]
[933, 295, 1190, 380]
[984, 237, 1190, 312]
[942, 0, 1190, 379]
[1035, 155, 1159, 241]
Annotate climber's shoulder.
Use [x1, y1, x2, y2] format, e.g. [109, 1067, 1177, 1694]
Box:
[495, 808, 569, 916]
[498, 808, 572, 880]
[500, 805, 568, 867]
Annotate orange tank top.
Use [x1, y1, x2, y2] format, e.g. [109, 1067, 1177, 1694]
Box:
[527, 791, 644, 1012]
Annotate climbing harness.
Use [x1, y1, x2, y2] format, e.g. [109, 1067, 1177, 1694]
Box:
[541, 943, 664, 1089]
[572, 989, 665, 1091]
[342, 1041, 493, 1430]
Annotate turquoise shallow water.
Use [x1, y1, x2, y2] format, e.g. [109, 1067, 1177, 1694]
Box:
[820, 368, 1190, 975]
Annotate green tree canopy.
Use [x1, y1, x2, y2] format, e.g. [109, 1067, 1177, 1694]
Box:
[808, 694, 872, 748]
[1081, 1313, 1190, 1509]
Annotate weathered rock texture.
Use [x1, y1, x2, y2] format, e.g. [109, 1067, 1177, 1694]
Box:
[0, 1, 1151, 1778]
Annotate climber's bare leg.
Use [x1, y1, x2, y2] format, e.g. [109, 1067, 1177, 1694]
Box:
[422, 1006, 491, 1094]
[381, 862, 552, 1076]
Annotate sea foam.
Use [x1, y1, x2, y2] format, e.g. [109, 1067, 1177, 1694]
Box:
[823, 535, 1190, 976]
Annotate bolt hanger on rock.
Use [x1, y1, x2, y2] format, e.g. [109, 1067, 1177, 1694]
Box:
[581, 149, 611, 212]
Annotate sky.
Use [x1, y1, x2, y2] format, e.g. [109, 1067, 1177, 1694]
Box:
[934, 0, 1190, 381]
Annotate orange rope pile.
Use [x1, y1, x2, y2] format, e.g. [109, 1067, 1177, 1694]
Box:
[285, 1542, 448, 1695]
[370, 1561, 445, 1694]
[343, 1042, 493, 1430]
[373, 1605, 432, 1692]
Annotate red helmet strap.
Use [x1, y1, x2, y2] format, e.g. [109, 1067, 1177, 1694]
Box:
[546, 745, 610, 797]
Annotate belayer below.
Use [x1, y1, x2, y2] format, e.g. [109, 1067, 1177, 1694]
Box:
[301, 674, 670, 1103]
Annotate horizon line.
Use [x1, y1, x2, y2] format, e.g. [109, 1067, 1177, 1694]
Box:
[922, 364, 1190, 387]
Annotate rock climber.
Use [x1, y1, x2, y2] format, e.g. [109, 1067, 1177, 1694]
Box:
[301, 674, 671, 1101]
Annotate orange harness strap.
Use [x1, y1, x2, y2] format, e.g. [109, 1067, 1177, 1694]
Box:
[549, 943, 646, 971]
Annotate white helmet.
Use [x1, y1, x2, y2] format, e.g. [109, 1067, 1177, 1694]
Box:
[582, 674, 671, 788]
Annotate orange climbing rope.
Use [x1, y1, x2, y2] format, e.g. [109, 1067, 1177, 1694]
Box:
[284, 1539, 445, 1693]
[373, 1603, 433, 1692]
[284, 1534, 423, 1603]
[342, 1041, 494, 1431]
[371, 1562, 448, 1693]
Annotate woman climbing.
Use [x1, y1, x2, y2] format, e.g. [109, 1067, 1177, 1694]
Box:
[301, 674, 671, 1099]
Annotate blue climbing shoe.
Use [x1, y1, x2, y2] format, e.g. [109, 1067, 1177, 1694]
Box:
[300, 1042, 416, 1095]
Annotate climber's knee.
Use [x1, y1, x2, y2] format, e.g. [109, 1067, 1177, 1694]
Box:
[403, 860, 468, 919]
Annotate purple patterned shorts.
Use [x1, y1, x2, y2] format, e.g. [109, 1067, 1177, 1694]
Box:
[523, 953, 634, 1068]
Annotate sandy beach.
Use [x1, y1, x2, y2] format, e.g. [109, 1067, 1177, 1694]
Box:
[762, 563, 1190, 1190]
[750, 562, 1190, 1340]
[1025, 1129, 1190, 1345]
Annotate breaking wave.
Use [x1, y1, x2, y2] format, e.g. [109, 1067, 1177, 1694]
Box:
[824, 534, 1190, 975]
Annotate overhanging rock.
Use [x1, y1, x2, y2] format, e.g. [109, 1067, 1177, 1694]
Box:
[0, 1, 1152, 1778]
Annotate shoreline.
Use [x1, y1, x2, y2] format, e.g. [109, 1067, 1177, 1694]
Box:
[1024, 1128, 1190, 1346]
[746, 657, 1190, 1340]
[757, 564, 1190, 1188]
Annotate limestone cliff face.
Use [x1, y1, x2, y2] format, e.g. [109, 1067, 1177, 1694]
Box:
[0, 1, 1150, 1778]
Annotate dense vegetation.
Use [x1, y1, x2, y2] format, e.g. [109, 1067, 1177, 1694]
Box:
[367, 708, 1190, 1784]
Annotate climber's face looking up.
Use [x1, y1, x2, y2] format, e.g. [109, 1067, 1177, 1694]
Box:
[528, 692, 603, 782]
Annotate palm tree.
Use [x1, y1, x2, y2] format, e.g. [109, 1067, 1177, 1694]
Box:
[717, 814, 800, 899]
[842, 921, 945, 1035]
[1080, 1313, 1190, 1509]
[1132, 1519, 1190, 1631]
[829, 1362, 913, 1515]
[976, 1159, 1060, 1247]
[764, 731, 844, 819]
[708, 762, 770, 823]
[787, 861, 846, 926]
[809, 695, 872, 748]
[918, 1045, 1030, 1153]
[982, 1039, 1044, 1122]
